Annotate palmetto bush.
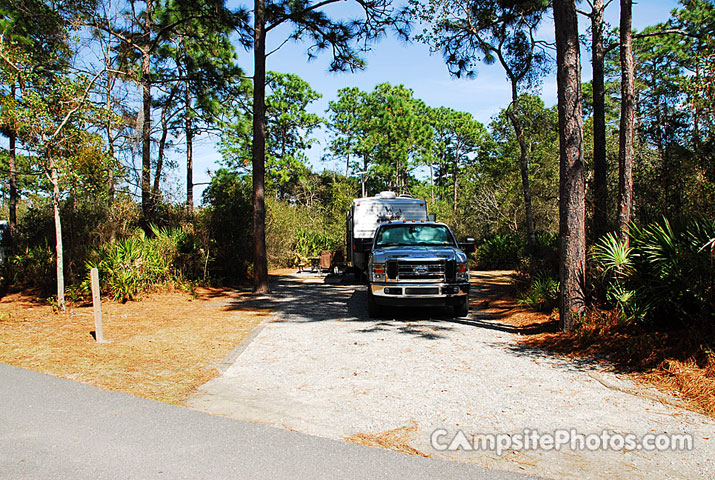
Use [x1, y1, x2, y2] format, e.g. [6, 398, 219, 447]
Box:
[82, 226, 183, 302]
[519, 270, 560, 311]
[9, 243, 56, 293]
[592, 218, 715, 326]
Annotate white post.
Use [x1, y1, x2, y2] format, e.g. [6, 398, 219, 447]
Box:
[90, 268, 106, 343]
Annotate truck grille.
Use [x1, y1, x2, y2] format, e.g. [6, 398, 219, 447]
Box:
[391, 260, 445, 282]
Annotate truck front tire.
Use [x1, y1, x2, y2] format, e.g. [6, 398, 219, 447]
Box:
[454, 295, 469, 318]
[367, 287, 381, 318]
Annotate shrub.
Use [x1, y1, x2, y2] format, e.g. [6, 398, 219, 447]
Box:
[200, 169, 253, 283]
[9, 243, 55, 293]
[82, 227, 185, 302]
[592, 218, 715, 327]
[519, 270, 560, 311]
[475, 234, 522, 269]
[630, 218, 715, 325]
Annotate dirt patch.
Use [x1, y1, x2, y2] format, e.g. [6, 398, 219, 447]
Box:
[470, 270, 559, 334]
[0, 285, 271, 405]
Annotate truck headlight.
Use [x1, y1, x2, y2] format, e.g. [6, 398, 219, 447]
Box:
[457, 263, 469, 282]
[372, 263, 385, 281]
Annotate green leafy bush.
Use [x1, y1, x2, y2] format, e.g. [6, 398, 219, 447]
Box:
[592, 218, 715, 326]
[83, 227, 183, 302]
[200, 169, 254, 283]
[294, 228, 342, 260]
[519, 270, 560, 311]
[9, 243, 55, 293]
[475, 234, 521, 268]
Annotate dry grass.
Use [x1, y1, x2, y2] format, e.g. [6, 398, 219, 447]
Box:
[345, 422, 429, 457]
[0, 285, 271, 405]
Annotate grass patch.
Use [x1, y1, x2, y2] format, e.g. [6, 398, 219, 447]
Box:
[0, 286, 271, 405]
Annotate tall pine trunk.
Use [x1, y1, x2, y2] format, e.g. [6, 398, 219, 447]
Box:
[154, 90, 173, 200]
[617, 0, 635, 244]
[9, 83, 18, 249]
[252, 0, 270, 293]
[452, 155, 458, 212]
[591, 0, 608, 239]
[141, 0, 153, 227]
[186, 79, 194, 216]
[507, 86, 536, 250]
[554, 0, 586, 332]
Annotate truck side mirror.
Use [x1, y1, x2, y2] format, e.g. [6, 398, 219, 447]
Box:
[427, 213, 436, 222]
[459, 237, 477, 253]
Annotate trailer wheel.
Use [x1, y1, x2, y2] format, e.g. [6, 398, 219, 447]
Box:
[367, 287, 381, 318]
[454, 295, 469, 318]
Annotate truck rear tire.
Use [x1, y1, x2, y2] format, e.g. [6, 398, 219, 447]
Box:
[454, 295, 469, 318]
[367, 288, 381, 318]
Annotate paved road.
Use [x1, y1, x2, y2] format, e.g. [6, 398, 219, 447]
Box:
[0, 363, 530, 479]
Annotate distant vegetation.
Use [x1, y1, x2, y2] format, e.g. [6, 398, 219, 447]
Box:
[0, 0, 713, 344]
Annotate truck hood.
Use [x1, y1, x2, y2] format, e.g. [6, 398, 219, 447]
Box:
[371, 246, 467, 264]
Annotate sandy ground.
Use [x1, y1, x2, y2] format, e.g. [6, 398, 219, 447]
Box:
[188, 271, 715, 479]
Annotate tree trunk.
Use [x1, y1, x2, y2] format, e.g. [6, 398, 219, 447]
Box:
[617, 0, 635, 244]
[141, 0, 153, 227]
[430, 162, 435, 205]
[554, 0, 586, 332]
[8, 83, 18, 250]
[345, 149, 350, 178]
[153, 95, 171, 201]
[51, 161, 65, 312]
[252, 0, 270, 294]
[591, 0, 608, 239]
[452, 155, 458, 212]
[105, 76, 117, 241]
[506, 87, 536, 250]
[186, 81, 194, 217]
[694, 62, 701, 155]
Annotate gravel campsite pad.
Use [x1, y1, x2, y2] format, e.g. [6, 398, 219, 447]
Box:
[188, 271, 715, 479]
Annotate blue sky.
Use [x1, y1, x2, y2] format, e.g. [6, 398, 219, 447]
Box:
[182, 1, 682, 201]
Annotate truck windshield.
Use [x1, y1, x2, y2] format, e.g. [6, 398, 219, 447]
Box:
[374, 225, 454, 247]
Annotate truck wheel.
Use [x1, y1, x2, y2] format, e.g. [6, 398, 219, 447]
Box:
[354, 267, 362, 282]
[454, 295, 469, 318]
[367, 288, 381, 318]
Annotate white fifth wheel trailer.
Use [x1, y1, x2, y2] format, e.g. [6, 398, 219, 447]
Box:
[346, 191, 430, 279]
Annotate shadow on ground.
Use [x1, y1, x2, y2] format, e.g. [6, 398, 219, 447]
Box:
[222, 271, 559, 339]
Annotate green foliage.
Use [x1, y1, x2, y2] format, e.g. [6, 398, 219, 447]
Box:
[475, 234, 522, 269]
[82, 225, 199, 302]
[266, 197, 343, 267]
[8, 243, 55, 292]
[592, 233, 645, 322]
[219, 71, 322, 197]
[200, 169, 253, 283]
[592, 218, 715, 326]
[519, 271, 559, 311]
[325, 83, 437, 194]
[294, 228, 342, 260]
[592, 232, 635, 279]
